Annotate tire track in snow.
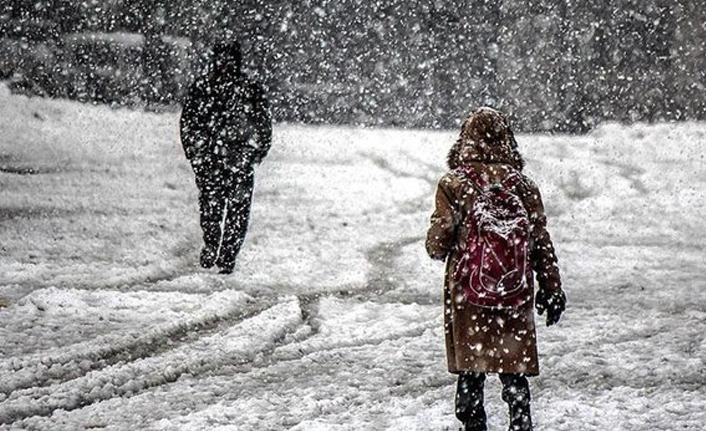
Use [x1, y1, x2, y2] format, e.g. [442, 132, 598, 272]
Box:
[0, 238, 206, 299]
[359, 151, 438, 187]
[598, 159, 648, 195]
[0, 264, 433, 407]
[288, 234, 431, 333]
[359, 151, 437, 215]
[0, 297, 302, 425]
[281, 234, 433, 340]
[0, 291, 276, 399]
[366, 236, 424, 292]
[270, 320, 434, 365]
[10, 304, 442, 431]
[222, 235, 438, 375]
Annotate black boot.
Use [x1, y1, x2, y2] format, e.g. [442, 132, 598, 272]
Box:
[499, 374, 533, 431]
[199, 246, 218, 269]
[455, 372, 487, 431]
[215, 244, 236, 274]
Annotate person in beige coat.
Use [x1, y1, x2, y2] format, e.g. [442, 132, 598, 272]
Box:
[426, 108, 566, 431]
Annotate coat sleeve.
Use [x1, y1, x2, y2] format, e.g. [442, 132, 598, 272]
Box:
[426, 175, 459, 261]
[252, 82, 272, 162]
[179, 81, 209, 161]
[521, 179, 563, 293]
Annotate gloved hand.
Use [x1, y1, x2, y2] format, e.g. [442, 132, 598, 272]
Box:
[535, 289, 566, 326]
[252, 149, 265, 165]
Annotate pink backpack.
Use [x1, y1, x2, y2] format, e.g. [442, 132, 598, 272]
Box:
[454, 167, 533, 309]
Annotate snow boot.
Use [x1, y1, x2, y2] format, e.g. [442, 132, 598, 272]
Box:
[455, 372, 488, 431]
[218, 264, 234, 275]
[499, 374, 533, 431]
[200, 246, 218, 269]
[215, 247, 236, 274]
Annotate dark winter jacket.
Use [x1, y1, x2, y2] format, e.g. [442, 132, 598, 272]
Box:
[180, 70, 272, 170]
[426, 109, 563, 375]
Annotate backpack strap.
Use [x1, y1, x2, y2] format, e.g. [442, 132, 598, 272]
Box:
[458, 166, 522, 193]
[501, 171, 523, 190]
[457, 166, 488, 192]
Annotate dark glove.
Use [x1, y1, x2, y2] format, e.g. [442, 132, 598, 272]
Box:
[536, 289, 566, 326]
[252, 149, 266, 165]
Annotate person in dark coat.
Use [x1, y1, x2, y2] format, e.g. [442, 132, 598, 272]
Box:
[180, 41, 272, 274]
[426, 108, 566, 431]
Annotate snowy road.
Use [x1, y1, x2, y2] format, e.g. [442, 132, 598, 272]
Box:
[1, 86, 705, 430]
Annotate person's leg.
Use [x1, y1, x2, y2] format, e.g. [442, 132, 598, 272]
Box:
[217, 168, 255, 273]
[194, 160, 225, 268]
[455, 372, 487, 431]
[499, 373, 533, 431]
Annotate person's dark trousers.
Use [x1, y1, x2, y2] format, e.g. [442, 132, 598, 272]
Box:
[499, 373, 533, 431]
[194, 158, 222, 259]
[216, 166, 254, 272]
[456, 372, 487, 431]
[193, 157, 255, 272]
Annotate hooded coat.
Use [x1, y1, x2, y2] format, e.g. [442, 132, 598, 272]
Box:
[179, 42, 273, 271]
[426, 108, 562, 375]
[180, 42, 272, 170]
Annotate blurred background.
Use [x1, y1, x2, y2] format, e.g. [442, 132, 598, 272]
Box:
[1, 0, 704, 132]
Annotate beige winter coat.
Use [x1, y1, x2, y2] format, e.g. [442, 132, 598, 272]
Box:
[426, 134, 562, 375]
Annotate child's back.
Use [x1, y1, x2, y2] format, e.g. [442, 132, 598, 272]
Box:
[426, 107, 565, 431]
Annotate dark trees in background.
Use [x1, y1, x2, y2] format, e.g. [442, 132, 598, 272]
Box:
[0, 0, 83, 41]
[1, 0, 705, 132]
[581, 0, 677, 123]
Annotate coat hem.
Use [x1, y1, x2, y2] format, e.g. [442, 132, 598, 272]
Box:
[448, 368, 539, 377]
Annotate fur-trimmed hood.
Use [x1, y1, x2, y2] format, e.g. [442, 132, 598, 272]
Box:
[447, 107, 524, 171]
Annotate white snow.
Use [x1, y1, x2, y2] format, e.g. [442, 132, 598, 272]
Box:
[1, 84, 705, 430]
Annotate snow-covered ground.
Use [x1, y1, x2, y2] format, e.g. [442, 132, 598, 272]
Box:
[1, 84, 705, 431]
